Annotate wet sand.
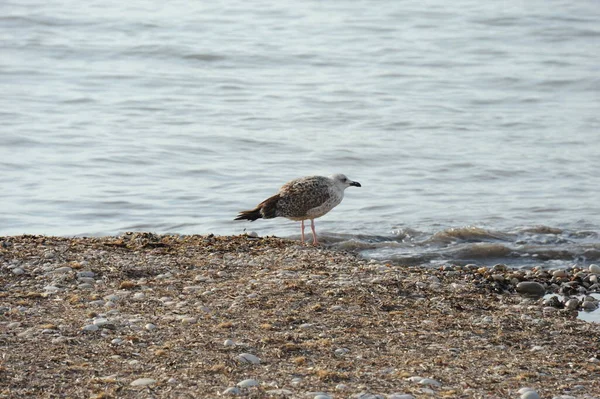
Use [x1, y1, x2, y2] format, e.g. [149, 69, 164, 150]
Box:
[1, 234, 599, 398]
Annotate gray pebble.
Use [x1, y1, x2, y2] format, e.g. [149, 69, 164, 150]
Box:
[516, 282, 546, 297]
[521, 391, 540, 399]
[224, 339, 235, 347]
[12, 267, 25, 275]
[388, 395, 416, 399]
[237, 378, 259, 388]
[53, 266, 73, 274]
[565, 298, 580, 310]
[82, 324, 99, 332]
[236, 353, 261, 364]
[145, 323, 156, 331]
[222, 387, 241, 395]
[77, 271, 96, 278]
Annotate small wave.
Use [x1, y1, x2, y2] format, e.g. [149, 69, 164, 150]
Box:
[429, 226, 511, 244]
[445, 243, 513, 259]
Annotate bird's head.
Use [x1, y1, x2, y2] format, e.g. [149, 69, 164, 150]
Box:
[331, 174, 361, 189]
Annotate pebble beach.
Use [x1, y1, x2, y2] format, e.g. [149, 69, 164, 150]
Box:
[1, 233, 599, 398]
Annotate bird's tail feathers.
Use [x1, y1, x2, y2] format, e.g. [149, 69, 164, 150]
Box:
[234, 207, 263, 221]
[234, 194, 280, 221]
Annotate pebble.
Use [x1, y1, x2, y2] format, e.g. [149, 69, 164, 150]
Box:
[111, 338, 124, 345]
[407, 376, 424, 383]
[224, 339, 235, 347]
[222, 387, 241, 395]
[53, 266, 73, 274]
[334, 348, 350, 356]
[237, 378, 259, 388]
[388, 395, 415, 399]
[565, 298, 580, 310]
[520, 391, 541, 399]
[77, 271, 95, 278]
[236, 353, 261, 364]
[132, 293, 145, 300]
[552, 270, 568, 278]
[516, 282, 546, 297]
[145, 323, 156, 331]
[589, 264, 600, 274]
[130, 377, 156, 387]
[82, 324, 99, 332]
[418, 378, 441, 387]
[313, 395, 332, 399]
[180, 317, 197, 324]
[12, 267, 25, 275]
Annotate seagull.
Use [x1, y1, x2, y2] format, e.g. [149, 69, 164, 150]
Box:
[234, 174, 361, 245]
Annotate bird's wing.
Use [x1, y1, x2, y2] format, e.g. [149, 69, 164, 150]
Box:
[277, 176, 331, 218]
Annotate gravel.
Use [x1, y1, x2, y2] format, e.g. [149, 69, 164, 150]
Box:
[1, 233, 599, 398]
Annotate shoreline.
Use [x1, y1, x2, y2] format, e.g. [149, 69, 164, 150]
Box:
[1, 233, 599, 398]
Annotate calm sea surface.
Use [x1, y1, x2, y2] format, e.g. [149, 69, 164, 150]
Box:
[1, 0, 600, 269]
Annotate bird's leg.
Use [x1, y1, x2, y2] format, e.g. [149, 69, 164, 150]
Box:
[310, 219, 318, 245]
[300, 220, 305, 244]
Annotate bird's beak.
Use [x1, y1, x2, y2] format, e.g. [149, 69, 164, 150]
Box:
[350, 181, 361, 187]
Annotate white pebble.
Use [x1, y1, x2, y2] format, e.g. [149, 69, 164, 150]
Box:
[530, 346, 544, 352]
[418, 378, 441, 387]
[236, 353, 261, 364]
[237, 378, 259, 388]
[132, 292, 145, 300]
[12, 268, 25, 275]
[111, 338, 124, 345]
[314, 395, 332, 399]
[224, 339, 235, 347]
[130, 378, 156, 387]
[145, 323, 156, 331]
[589, 357, 599, 363]
[388, 395, 415, 399]
[407, 376, 424, 383]
[589, 264, 600, 274]
[93, 318, 109, 326]
[181, 317, 197, 324]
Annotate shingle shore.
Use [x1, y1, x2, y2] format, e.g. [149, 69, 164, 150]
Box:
[1, 233, 599, 399]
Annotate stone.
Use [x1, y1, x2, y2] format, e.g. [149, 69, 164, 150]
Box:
[236, 353, 261, 364]
[222, 387, 242, 395]
[145, 323, 156, 330]
[565, 298, 580, 310]
[589, 264, 600, 274]
[130, 378, 156, 387]
[521, 391, 540, 399]
[388, 395, 416, 399]
[12, 267, 25, 275]
[516, 282, 545, 297]
[53, 266, 73, 274]
[237, 378, 259, 388]
[82, 324, 99, 332]
[418, 378, 441, 387]
[77, 271, 95, 278]
[224, 339, 235, 347]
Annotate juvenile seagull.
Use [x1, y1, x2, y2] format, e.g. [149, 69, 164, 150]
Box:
[234, 174, 361, 245]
